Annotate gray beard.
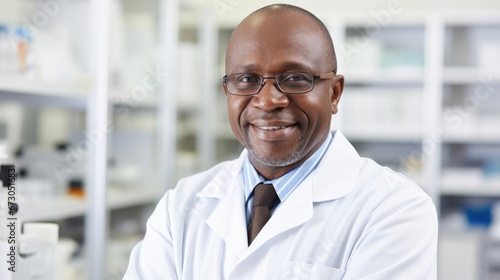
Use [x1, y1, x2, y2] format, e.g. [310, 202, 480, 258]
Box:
[244, 131, 305, 168]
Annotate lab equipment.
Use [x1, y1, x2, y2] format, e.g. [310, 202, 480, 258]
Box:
[1, 145, 59, 280]
[23, 223, 59, 280]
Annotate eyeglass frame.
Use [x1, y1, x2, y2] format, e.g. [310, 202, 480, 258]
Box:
[219, 71, 336, 96]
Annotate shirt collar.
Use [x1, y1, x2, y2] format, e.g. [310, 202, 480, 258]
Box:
[243, 132, 333, 204]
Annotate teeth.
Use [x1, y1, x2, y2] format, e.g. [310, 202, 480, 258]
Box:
[260, 125, 289, 131]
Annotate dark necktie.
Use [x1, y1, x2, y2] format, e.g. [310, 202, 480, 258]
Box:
[248, 183, 280, 245]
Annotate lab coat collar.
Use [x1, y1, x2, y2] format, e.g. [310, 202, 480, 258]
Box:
[195, 150, 247, 199]
[202, 150, 248, 258]
[311, 130, 362, 202]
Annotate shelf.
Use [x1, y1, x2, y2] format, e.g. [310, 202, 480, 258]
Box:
[441, 186, 500, 197]
[109, 88, 162, 110]
[0, 75, 90, 108]
[443, 132, 500, 144]
[441, 175, 500, 197]
[443, 67, 500, 85]
[443, 13, 500, 26]
[111, 98, 160, 111]
[344, 69, 424, 85]
[18, 195, 87, 222]
[18, 188, 161, 222]
[0, 75, 90, 96]
[343, 129, 422, 142]
[107, 188, 162, 209]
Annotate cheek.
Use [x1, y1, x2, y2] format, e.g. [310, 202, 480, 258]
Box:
[295, 93, 332, 129]
[227, 97, 249, 135]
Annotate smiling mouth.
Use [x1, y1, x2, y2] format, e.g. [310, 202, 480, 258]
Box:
[249, 123, 297, 141]
[258, 125, 290, 131]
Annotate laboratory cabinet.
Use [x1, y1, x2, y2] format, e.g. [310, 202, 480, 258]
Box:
[337, 16, 500, 280]
[438, 21, 500, 280]
[0, 0, 175, 278]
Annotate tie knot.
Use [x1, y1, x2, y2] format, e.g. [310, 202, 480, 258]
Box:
[252, 183, 280, 209]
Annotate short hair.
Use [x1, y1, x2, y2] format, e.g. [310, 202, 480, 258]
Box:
[246, 4, 337, 73]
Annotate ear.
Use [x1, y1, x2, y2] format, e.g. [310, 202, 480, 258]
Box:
[221, 83, 229, 97]
[330, 74, 344, 115]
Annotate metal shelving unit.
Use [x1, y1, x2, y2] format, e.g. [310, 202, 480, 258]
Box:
[0, 0, 178, 278]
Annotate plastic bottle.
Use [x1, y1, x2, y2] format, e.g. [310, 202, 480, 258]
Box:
[23, 223, 59, 280]
[0, 24, 16, 73]
[15, 26, 36, 77]
[14, 234, 38, 280]
[0, 24, 9, 72]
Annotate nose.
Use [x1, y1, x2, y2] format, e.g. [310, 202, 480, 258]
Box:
[251, 79, 289, 111]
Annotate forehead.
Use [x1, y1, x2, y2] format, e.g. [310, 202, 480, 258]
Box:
[226, 12, 328, 74]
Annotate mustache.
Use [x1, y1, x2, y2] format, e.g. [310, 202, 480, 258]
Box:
[246, 111, 296, 121]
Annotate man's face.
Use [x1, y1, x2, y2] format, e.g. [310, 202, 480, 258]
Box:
[223, 11, 343, 178]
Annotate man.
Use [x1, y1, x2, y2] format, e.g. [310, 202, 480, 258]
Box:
[125, 4, 437, 279]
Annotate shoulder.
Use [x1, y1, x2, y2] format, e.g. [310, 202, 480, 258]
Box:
[354, 157, 436, 217]
[173, 160, 237, 196]
[162, 157, 244, 207]
[153, 159, 239, 221]
[339, 160, 437, 279]
[359, 158, 424, 193]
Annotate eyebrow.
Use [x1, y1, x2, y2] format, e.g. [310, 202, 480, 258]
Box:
[279, 61, 314, 72]
[231, 61, 314, 74]
[232, 63, 261, 73]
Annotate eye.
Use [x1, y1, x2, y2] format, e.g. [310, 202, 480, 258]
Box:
[280, 73, 312, 83]
[238, 74, 259, 83]
[286, 75, 307, 82]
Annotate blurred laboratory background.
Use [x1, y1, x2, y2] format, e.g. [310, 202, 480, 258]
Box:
[0, 0, 499, 279]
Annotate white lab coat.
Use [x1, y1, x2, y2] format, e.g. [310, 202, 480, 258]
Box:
[124, 131, 437, 280]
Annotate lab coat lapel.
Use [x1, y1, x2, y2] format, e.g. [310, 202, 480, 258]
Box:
[311, 131, 362, 202]
[204, 154, 248, 258]
[242, 175, 314, 258]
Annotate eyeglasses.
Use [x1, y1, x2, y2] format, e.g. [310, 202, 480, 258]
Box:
[220, 72, 335, 96]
